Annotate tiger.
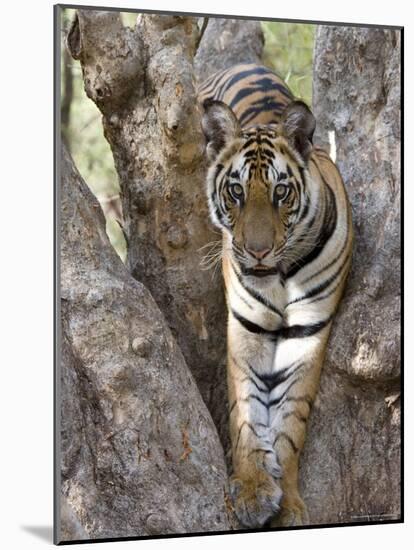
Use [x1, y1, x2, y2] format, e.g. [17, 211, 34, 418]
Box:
[198, 63, 353, 528]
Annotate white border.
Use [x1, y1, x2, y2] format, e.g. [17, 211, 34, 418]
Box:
[1, 0, 409, 548]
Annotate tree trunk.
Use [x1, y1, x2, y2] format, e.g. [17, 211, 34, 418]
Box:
[194, 17, 264, 80]
[61, 46, 73, 146]
[299, 26, 401, 524]
[59, 144, 233, 542]
[67, 10, 253, 460]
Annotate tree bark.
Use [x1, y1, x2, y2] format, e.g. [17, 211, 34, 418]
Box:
[67, 10, 235, 456]
[61, 46, 73, 146]
[299, 26, 401, 524]
[194, 17, 264, 81]
[59, 144, 232, 541]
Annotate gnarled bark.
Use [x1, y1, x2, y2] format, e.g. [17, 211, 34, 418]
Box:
[194, 17, 264, 81]
[299, 26, 401, 524]
[67, 10, 232, 454]
[59, 145, 232, 541]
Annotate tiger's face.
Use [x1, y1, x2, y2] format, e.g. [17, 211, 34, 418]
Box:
[202, 100, 316, 280]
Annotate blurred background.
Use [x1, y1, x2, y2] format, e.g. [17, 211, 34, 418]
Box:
[60, 9, 315, 261]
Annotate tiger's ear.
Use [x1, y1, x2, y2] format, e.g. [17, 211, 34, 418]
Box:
[202, 100, 241, 161]
[281, 100, 316, 161]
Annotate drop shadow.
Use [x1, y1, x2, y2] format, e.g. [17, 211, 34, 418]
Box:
[21, 525, 53, 543]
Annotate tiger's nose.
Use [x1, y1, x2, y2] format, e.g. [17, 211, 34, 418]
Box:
[245, 246, 272, 260]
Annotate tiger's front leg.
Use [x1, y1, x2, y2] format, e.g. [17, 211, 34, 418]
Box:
[227, 322, 283, 528]
[267, 328, 331, 527]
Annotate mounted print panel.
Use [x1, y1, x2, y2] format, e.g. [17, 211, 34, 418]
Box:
[54, 4, 402, 544]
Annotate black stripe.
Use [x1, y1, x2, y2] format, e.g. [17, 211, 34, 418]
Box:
[282, 411, 307, 423]
[200, 66, 229, 97]
[242, 137, 260, 149]
[297, 166, 310, 223]
[213, 162, 224, 178]
[233, 268, 283, 317]
[287, 182, 338, 278]
[249, 394, 269, 408]
[216, 66, 272, 101]
[229, 86, 262, 110]
[260, 137, 277, 149]
[239, 421, 261, 438]
[210, 163, 228, 226]
[212, 203, 225, 225]
[238, 359, 273, 392]
[273, 432, 298, 453]
[287, 253, 351, 306]
[297, 192, 310, 223]
[249, 361, 304, 392]
[268, 378, 301, 408]
[232, 309, 272, 336]
[240, 101, 287, 126]
[251, 95, 287, 108]
[302, 211, 350, 285]
[241, 149, 257, 159]
[292, 168, 303, 219]
[278, 316, 332, 339]
[213, 168, 227, 217]
[205, 67, 236, 100]
[211, 192, 226, 226]
[232, 241, 244, 254]
[232, 309, 332, 340]
[260, 148, 276, 159]
[299, 208, 318, 239]
[240, 376, 267, 393]
[298, 166, 306, 186]
[232, 285, 254, 310]
[230, 83, 289, 113]
[238, 394, 269, 409]
[235, 421, 261, 450]
[307, 263, 350, 304]
[251, 77, 292, 98]
[230, 355, 267, 392]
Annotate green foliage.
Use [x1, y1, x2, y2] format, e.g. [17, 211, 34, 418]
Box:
[61, 8, 126, 261]
[261, 21, 315, 105]
[61, 9, 119, 198]
[65, 69, 120, 197]
[120, 11, 138, 28]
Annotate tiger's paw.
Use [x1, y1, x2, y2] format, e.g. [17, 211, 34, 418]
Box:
[270, 494, 309, 527]
[230, 469, 283, 528]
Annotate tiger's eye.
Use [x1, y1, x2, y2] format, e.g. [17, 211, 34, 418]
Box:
[274, 184, 289, 200]
[230, 183, 244, 200]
